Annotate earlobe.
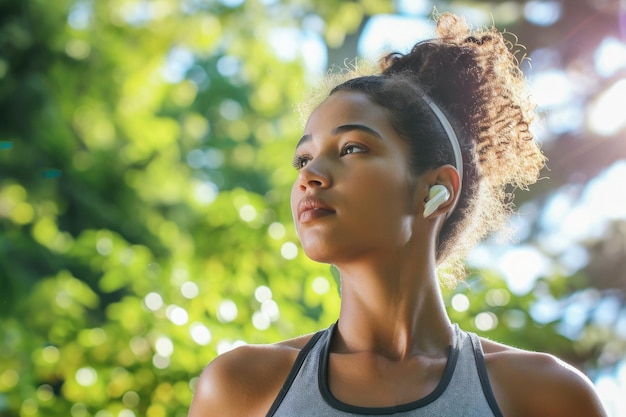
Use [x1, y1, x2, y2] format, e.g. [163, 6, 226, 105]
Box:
[423, 185, 451, 218]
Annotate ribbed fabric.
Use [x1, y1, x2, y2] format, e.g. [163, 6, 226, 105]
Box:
[267, 323, 503, 417]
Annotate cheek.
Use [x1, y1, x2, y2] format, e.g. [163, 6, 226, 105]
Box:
[364, 169, 411, 204]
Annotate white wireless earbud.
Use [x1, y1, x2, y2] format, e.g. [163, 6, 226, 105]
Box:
[423, 185, 450, 218]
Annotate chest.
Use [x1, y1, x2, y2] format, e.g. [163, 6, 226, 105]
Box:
[325, 352, 449, 408]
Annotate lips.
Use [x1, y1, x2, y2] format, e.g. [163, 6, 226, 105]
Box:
[297, 196, 335, 223]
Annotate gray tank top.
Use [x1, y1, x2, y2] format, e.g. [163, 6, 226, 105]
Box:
[267, 323, 503, 416]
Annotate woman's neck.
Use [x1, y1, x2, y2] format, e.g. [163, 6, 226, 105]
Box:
[332, 259, 453, 360]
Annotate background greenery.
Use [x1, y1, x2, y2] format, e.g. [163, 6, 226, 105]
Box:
[1, 0, 625, 416]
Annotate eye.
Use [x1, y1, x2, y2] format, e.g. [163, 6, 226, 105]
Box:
[342, 144, 368, 155]
[292, 154, 311, 170]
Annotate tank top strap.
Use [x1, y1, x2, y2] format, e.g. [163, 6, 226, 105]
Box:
[266, 326, 329, 417]
[432, 328, 503, 417]
[466, 331, 505, 417]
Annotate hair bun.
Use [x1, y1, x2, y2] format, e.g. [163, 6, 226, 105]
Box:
[435, 12, 471, 42]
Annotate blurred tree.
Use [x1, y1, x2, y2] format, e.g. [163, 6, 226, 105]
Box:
[0, 0, 624, 416]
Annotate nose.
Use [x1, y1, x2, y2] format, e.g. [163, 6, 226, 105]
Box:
[297, 158, 331, 191]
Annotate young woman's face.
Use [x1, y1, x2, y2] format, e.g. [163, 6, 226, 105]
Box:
[290, 90, 422, 264]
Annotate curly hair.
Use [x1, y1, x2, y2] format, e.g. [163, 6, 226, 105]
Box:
[324, 13, 546, 284]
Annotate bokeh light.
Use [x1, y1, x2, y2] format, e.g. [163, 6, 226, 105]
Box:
[312, 276, 331, 295]
[190, 323, 212, 345]
[254, 285, 273, 303]
[475, 312, 498, 331]
[587, 79, 626, 136]
[524, 1, 562, 26]
[217, 300, 238, 323]
[75, 367, 98, 387]
[280, 242, 298, 259]
[451, 293, 470, 312]
[144, 292, 164, 311]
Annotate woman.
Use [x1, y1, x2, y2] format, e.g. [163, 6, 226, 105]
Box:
[189, 13, 607, 417]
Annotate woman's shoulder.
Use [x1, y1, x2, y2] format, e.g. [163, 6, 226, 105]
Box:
[479, 337, 608, 417]
[188, 332, 317, 417]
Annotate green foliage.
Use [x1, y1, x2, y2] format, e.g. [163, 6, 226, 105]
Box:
[0, 0, 340, 414]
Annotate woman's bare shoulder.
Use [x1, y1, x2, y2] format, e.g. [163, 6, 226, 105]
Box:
[188, 333, 316, 417]
[480, 338, 608, 417]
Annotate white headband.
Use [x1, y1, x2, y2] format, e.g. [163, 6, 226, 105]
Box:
[421, 95, 464, 185]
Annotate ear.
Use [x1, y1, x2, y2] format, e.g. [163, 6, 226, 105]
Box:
[422, 165, 461, 219]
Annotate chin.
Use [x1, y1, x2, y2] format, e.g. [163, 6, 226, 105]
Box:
[300, 246, 333, 264]
[300, 241, 367, 265]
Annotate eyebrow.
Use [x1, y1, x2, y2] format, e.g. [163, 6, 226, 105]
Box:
[295, 124, 383, 149]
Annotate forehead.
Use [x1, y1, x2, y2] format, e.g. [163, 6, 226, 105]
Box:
[304, 91, 393, 133]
